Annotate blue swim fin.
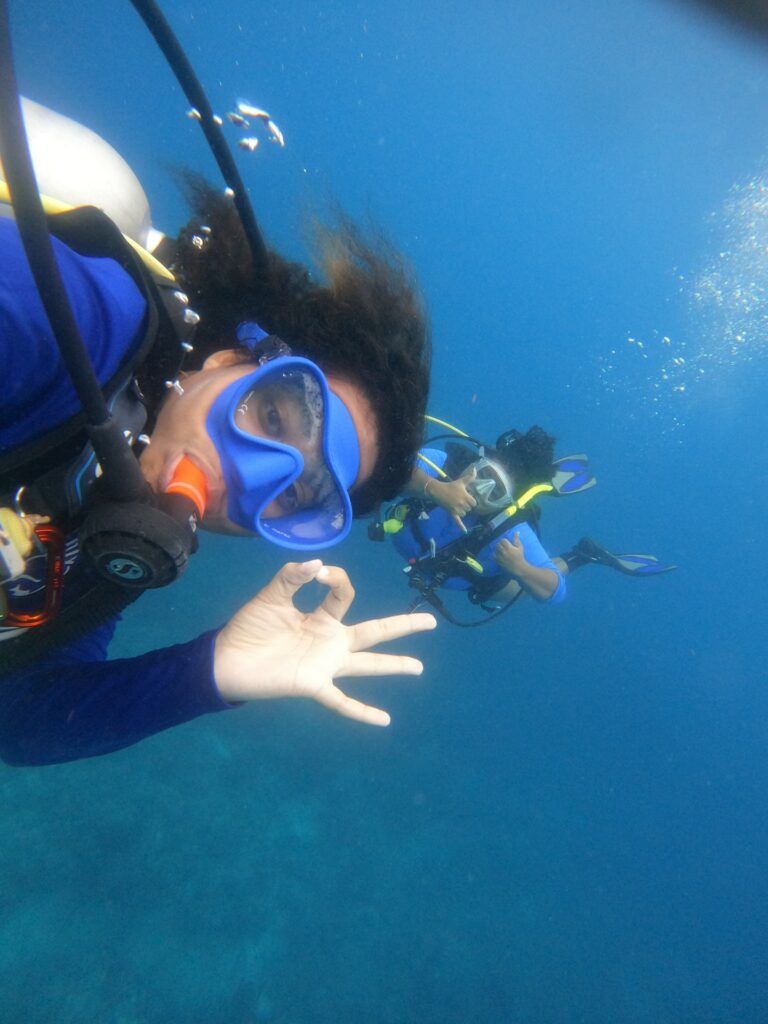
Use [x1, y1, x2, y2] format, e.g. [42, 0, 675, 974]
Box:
[552, 454, 596, 496]
[609, 552, 678, 576]
[572, 537, 677, 576]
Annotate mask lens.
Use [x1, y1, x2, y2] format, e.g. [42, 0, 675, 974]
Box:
[467, 458, 514, 512]
[475, 464, 500, 499]
[233, 366, 337, 519]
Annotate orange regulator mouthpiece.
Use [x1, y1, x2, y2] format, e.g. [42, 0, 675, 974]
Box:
[165, 457, 209, 519]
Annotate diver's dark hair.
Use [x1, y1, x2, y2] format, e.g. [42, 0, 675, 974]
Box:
[165, 174, 431, 514]
[493, 425, 556, 490]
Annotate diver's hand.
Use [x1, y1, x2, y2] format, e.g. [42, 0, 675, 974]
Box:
[495, 535, 559, 600]
[427, 466, 477, 532]
[494, 533, 527, 574]
[213, 560, 437, 726]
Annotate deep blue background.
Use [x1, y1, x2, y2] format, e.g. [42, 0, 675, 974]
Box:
[3, 1, 768, 1021]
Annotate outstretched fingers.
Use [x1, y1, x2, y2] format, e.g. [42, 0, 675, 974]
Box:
[314, 684, 391, 727]
[452, 513, 469, 534]
[349, 612, 437, 653]
[342, 651, 424, 678]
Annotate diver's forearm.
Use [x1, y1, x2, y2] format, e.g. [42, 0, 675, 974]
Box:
[0, 631, 232, 766]
[404, 467, 433, 497]
[514, 562, 559, 600]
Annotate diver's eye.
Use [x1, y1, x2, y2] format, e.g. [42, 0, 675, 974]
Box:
[262, 402, 282, 437]
[277, 484, 299, 513]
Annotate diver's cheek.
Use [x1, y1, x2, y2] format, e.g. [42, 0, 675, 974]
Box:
[200, 511, 257, 538]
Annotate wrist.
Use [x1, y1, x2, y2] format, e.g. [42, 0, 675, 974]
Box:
[513, 558, 533, 579]
[210, 631, 243, 707]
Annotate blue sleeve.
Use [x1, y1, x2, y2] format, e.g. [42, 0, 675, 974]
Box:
[0, 623, 235, 767]
[0, 217, 147, 451]
[498, 522, 566, 605]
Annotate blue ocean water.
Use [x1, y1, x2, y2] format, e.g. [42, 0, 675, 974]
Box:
[3, 1, 768, 1021]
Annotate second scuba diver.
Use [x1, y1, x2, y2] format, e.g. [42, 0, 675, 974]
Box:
[0, 99, 435, 766]
[372, 422, 676, 626]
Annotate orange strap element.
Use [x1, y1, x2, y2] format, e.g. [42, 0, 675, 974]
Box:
[165, 457, 209, 519]
[4, 524, 66, 628]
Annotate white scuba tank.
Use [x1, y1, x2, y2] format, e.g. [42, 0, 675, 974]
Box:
[0, 96, 164, 252]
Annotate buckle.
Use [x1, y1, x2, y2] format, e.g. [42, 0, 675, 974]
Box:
[2, 524, 65, 628]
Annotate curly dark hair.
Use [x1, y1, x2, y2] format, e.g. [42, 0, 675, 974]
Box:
[163, 175, 431, 515]
[493, 425, 557, 491]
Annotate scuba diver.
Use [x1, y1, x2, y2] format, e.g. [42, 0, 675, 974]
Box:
[371, 420, 676, 626]
[0, 6, 435, 768]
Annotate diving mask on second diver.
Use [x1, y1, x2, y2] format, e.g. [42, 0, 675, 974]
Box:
[465, 455, 516, 516]
[205, 327, 360, 550]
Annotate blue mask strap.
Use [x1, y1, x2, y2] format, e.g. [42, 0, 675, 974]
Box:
[236, 321, 269, 349]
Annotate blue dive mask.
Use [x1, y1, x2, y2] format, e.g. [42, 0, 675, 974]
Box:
[206, 325, 360, 550]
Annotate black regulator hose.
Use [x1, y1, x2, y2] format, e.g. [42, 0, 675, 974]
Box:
[128, 0, 271, 276]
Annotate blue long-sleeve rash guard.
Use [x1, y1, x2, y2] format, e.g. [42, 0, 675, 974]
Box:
[0, 218, 233, 766]
[0, 625, 230, 767]
[0, 217, 146, 449]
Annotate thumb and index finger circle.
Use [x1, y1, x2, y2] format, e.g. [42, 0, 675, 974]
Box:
[258, 559, 323, 605]
[316, 564, 356, 622]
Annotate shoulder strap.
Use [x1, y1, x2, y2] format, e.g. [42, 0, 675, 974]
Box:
[473, 502, 541, 551]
